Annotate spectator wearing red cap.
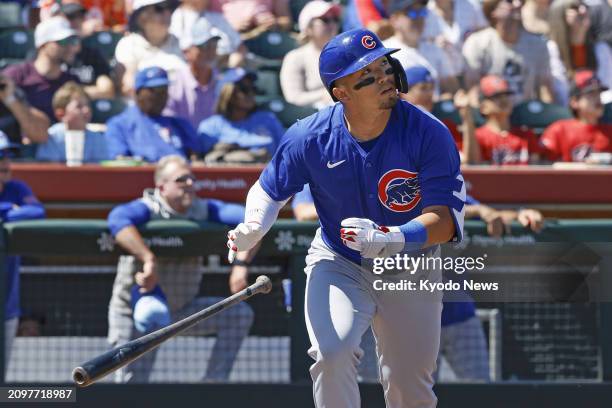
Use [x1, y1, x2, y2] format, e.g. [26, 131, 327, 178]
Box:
[279, 1, 340, 108]
[540, 70, 612, 163]
[475, 75, 542, 165]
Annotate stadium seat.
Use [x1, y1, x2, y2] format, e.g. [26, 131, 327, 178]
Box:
[263, 98, 316, 128]
[0, 2, 22, 30]
[0, 29, 34, 69]
[602, 102, 612, 124]
[91, 98, 126, 124]
[244, 30, 298, 61]
[510, 100, 572, 135]
[254, 69, 282, 102]
[81, 31, 123, 63]
[431, 100, 485, 128]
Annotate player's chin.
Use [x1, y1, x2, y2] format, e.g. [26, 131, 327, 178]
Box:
[378, 92, 399, 110]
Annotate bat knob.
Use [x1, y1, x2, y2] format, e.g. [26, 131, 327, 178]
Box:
[72, 367, 91, 387]
[256, 275, 273, 294]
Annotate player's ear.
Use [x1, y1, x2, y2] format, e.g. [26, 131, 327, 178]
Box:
[332, 85, 348, 102]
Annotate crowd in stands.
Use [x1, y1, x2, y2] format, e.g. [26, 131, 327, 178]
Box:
[0, 0, 609, 166]
[1, 0, 610, 385]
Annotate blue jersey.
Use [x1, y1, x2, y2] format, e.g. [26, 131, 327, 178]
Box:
[260, 101, 465, 264]
[1, 180, 46, 320]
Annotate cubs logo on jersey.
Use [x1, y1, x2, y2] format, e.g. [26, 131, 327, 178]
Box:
[378, 169, 421, 212]
[361, 35, 376, 49]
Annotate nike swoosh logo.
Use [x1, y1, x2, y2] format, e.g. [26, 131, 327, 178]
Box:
[327, 160, 346, 169]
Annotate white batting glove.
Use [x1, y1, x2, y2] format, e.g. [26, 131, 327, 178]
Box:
[340, 217, 405, 259]
[227, 222, 263, 263]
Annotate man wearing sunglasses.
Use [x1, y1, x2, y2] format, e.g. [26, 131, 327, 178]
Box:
[107, 154, 254, 383]
[105, 66, 203, 162]
[384, 0, 460, 95]
[1, 16, 83, 142]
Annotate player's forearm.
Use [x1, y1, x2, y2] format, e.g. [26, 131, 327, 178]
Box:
[115, 225, 155, 263]
[412, 206, 456, 247]
[244, 180, 287, 237]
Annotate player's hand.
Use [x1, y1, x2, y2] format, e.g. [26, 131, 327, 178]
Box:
[227, 222, 263, 263]
[517, 209, 543, 233]
[135, 258, 159, 293]
[340, 218, 404, 259]
[229, 264, 249, 294]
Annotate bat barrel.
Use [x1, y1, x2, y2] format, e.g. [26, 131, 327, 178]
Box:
[72, 275, 273, 387]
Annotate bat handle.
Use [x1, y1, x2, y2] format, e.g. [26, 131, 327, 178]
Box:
[252, 275, 273, 295]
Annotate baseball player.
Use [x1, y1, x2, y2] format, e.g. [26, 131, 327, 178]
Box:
[227, 28, 465, 408]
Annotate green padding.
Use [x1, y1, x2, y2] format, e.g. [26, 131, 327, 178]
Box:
[2, 219, 612, 257]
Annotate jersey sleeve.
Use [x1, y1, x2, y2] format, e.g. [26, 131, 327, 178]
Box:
[207, 199, 245, 226]
[105, 116, 130, 159]
[258, 124, 311, 201]
[418, 120, 466, 241]
[291, 184, 314, 209]
[540, 122, 563, 161]
[107, 200, 151, 237]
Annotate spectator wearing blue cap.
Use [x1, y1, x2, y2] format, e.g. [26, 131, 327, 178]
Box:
[197, 68, 285, 163]
[164, 17, 222, 130]
[105, 67, 203, 162]
[401, 65, 479, 164]
[0, 130, 46, 369]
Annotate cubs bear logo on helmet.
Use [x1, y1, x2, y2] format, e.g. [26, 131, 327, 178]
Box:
[318, 28, 408, 101]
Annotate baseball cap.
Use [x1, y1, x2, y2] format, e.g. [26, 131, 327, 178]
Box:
[61, 1, 86, 18]
[0, 130, 20, 155]
[179, 17, 222, 50]
[479, 75, 514, 99]
[217, 68, 257, 90]
[570, 70, 608, 97]
[388, 0, 428, 14]
[298, 0, 341, 33]
[132, 0, 168, 12]
[404, 65, 434, 88]
[34, 16, 77, 48]
[134, 66, 170, 91]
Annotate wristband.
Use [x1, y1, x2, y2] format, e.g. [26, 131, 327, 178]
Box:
[232, 259, 250, 266]
[398, 220, 427, 250]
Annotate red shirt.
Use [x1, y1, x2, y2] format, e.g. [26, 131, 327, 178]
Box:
[442, 119, 463, 152]
[475, 125, 540, 165]
[540, 119, 612, 162]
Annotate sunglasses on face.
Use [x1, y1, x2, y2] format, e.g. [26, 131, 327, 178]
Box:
[57, 36, 80, 47]
[236, 83, 256, 94]
[173, 174, 196, 184]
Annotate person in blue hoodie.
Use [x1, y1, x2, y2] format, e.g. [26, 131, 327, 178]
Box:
[105, 67, 204, 163]
[106, 154, 254, 383]
[0, 130, 46, 370]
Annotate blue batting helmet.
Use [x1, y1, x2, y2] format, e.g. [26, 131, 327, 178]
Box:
[319, 28, 405, 101]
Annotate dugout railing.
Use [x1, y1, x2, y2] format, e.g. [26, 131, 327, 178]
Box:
[0, 219, 612, 406]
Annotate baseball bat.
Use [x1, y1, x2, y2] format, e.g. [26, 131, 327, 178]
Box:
[72, 275, 273, 387]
